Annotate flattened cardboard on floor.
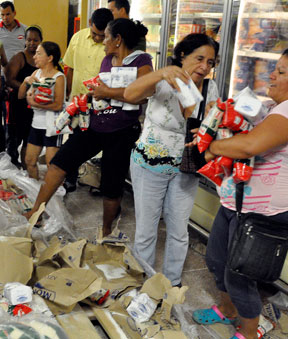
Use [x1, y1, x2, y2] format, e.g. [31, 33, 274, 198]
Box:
[0, 238, 33, 293]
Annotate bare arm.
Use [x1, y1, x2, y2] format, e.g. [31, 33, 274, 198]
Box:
[209, 114, 288, 159]
[4, 52, 24, 89]
[66, 67, 73, 99]
[0, 46, 8, 68]
[124, 65, 191, 104]
[26, 75, 65, 111]
[18, 70, 39, 99]
[93, 64, 153, 103]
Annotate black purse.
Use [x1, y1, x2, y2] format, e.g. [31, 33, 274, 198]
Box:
[180, 79, 208, 174]
[227, 182, 288, 283]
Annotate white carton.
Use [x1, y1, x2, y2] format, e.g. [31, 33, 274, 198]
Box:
[234, 95, 264, 124]
[110, 67, 138, 109]
[175, 78, 203, 108]
[233, 86, 268, 124]
[126, 292, 157, 323]
[4, 282, 33, 305]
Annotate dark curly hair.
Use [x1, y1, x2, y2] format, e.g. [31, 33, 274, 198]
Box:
[172, 33, 219, 67]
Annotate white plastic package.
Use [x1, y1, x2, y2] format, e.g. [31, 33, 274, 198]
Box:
[233, 86, 268, 124]
[110, 67, 139, 109]
[126, 292, 157, 323]
[0, 152, 75, 239]
[175, 78, 203, 109]
[4, 282, 33, 305]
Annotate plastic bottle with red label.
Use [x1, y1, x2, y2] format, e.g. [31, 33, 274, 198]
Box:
[197, 98, 226, 153]
[78, 94, 90, 131]
[55, 96, 79, 134]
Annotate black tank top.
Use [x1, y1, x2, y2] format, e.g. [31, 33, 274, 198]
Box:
[8, 52, 37, 123]
[16, 52, 37, 83]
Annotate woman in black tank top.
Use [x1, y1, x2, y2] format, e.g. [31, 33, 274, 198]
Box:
[5, 26, 43, 168]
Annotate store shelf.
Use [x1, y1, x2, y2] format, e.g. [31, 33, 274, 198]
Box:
[179, 12, 223, 19]
[141, 13, 162, 23]
[242, 11, 288, 19]
[237, 50, 280, 60]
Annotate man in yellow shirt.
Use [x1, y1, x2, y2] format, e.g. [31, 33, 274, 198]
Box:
[63, 8, 113, 99]
[63, 8, 113, 193]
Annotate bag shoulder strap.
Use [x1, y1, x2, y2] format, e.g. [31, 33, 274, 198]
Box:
[236, 181, 244, 219]
[197, 78, 209, 121]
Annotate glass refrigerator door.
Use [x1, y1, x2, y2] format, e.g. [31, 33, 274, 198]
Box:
[165, 0, 225, 74]
[130, 1, 163, 69]
[229, 0, 288, 101]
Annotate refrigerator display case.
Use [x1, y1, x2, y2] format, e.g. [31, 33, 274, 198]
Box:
[165, 0, 224, 58]
[229, 0, 288, 100]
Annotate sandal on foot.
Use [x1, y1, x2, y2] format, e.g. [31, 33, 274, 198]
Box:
[230, 332, 246, 339]
[192, 305, 236, 325]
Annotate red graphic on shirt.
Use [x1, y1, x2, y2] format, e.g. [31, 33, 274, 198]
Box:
[17, 35, 24, 40]
[260, 174, 275, 185]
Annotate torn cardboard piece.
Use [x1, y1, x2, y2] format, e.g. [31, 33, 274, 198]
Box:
[33, 267, 103, 314]
[0, 237, 33, 293]
[82, 242, 145, 306]
[37, 237, 87, 268]
[108, 273, 188, 338]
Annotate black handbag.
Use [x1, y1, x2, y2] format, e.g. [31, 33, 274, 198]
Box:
[180, 79, 208, 174]
[227, 182, 288, 282]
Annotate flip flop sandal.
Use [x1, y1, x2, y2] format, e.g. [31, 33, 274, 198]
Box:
[230, 332, 246, 339]
[192, 305, 236, 325]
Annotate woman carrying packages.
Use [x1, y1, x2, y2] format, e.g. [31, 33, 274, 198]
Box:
[23, 19, 153, 237]
[18, 41, 65, 180]
[192, 50, 288, 339]
[124, 33, 219, 287]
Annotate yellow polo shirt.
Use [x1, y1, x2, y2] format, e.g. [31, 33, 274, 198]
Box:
[63, 28, 105, 98]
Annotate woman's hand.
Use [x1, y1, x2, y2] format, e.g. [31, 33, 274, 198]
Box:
[160, 66, 190, 91]
[185, 128, 199, 147]
[91, 79, 110, 101]
[26, 90, 37, 106]
[204, 101, 215, 117]
[24, 75, 39, 86]
[205, 148, 217, 163]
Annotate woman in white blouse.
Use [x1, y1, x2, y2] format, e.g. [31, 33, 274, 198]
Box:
[124, 34, 219, 287]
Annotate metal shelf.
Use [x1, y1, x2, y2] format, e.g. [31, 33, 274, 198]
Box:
[237, 50, 280, 60]
[142, 13, 162, 23]
[178, 12, 223, 19]
[242, 11, 288, 19]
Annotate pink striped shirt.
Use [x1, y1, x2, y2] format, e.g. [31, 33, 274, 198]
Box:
[218, 100, 288, 216]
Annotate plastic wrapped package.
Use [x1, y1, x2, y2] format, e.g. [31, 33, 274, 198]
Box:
[0, 294, 68, 338]
[131, 246, 200, 338]
[0, 199, 31, 237]
[268, 291, 288, 311]
[0, 153, 75, 240]
[0, 320, 68, 339]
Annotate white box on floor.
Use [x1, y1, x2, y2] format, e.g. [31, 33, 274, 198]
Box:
[4, 282, 33, 305]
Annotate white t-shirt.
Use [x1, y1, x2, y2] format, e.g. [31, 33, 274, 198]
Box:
[32, 70, 65, 129]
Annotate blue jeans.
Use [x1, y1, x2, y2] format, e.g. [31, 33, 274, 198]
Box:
[206, 206, 288, 319]
[130, 160, 199, 285]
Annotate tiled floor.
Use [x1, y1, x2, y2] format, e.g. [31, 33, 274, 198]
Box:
[63, 183, 288, 339]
